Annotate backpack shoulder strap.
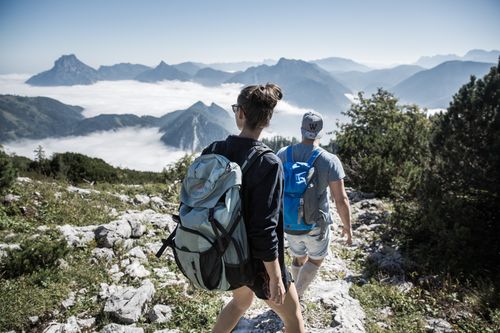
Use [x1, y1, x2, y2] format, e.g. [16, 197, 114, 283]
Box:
[306, 148, 322, 168]
[241, 145, 273, 175]
[286, 145, 294, 163]
[203, 141, 222, 155]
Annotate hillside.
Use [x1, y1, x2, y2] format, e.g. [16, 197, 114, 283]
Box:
[71, 114, 159, 136]
[1, 174, 492, 332]
[0, 95, 84, 141]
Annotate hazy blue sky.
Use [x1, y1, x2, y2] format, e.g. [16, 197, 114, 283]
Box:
[1, 0, 499, 73]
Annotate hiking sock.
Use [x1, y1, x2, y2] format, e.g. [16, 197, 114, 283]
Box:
[291, 263, 301, 282]
[295, 261, 320, 298]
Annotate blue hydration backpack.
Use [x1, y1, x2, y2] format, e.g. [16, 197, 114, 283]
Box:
[283, 146, 323, 235]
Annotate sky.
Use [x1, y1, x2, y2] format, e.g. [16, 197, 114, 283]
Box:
[1, 0, 499, 74]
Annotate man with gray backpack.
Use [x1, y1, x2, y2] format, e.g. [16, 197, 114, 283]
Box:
[277, 111, 353, 299]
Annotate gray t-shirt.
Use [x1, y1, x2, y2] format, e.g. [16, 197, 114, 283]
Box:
[277, 143, 345, 224]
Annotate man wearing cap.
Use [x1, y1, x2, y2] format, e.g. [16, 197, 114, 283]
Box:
[277, 111, 353, 299]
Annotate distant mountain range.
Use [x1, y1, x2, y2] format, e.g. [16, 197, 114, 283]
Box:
[97, 63, 152, 80]
[332, 65, 425, 95]
[0, 95, 233, 151]
[391, 60, 495, 108]
[311, 57, 372, 73]
[226, 58, 352, 114]
[414, 49, 499, 68]
[24, 50, 499, 110]
[135, 61, 191, 82]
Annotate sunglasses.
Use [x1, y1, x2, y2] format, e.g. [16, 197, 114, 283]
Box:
[231, 104, 240, 113]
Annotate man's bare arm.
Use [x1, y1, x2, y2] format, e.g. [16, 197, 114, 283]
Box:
[329, 179, 352, 245]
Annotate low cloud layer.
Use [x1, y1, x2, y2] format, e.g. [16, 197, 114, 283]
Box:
[3, 127, 188, 172]
[1, 75, 338, 171]
[0, 75, 313, 118]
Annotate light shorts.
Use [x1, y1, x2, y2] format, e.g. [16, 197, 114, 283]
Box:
[286, 225, 331, 260]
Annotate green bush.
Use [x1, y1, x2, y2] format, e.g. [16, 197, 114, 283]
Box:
[335, 89, 432, 197]
[49, 152, 118, 183]
[0, 147, 16, 194]
[0, 234, 69, 279]
[162, 153, 194, 184]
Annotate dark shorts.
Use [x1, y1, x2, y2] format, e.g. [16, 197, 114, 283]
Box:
[247, 261, 292, 300]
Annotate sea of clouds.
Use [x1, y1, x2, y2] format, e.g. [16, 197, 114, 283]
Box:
[0, 74, 337, 171]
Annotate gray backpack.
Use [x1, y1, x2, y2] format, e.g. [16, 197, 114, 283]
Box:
[156, 144, 271, 291]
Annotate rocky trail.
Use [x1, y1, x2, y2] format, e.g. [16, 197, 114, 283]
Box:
[1, 179, 456, 333]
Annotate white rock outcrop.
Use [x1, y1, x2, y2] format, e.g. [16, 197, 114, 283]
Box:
[103, 279, 155, 324]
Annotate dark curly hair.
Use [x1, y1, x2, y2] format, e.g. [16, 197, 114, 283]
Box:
[237, 83, 283, 130]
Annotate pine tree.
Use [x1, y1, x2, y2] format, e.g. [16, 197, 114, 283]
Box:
[417, 59, 500, 275]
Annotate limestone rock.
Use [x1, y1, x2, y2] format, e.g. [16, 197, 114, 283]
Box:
[16, 176, 32, 183]
[367, 246, 405, 275]
[100, 324, 144, 333]
[92, 248, 115, 262]
[125, 261, 150, 278]
[147, 304, 172, 323]
[61, 292, 76, 309]
[150, 196, 166, 208]
[114, 194, 132, 203]
[99, 283, 124, 300]
[95, 220, 132, 248]
[425, 318, 455, 333]
[103, 279, 155, 324]
[67, 186, 100, 195]
[134, 194, 150, 205]
[76, 317, 95, 329]
[128, 219, 146, 238]
[308, 280, 366, 333]
[58, 224, 98, 247]
[0, 243, 21, 259]
[3, 194, 20, 203]
[127, 247, 148, 262]
[148, 213, 176, 230]
[43, 316, 80, 333]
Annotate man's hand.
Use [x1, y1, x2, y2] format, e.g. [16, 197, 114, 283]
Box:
[341, 225, 353, 245]
[268, 277, 286, 305]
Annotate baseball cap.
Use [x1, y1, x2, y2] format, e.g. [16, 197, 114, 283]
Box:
[301, 111, 323, 139]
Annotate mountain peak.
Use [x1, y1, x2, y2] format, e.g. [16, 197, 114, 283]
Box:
[54, 54, 88, 68]
[188, 101, 207, 111]
[277, 57, 299, 65]
[26, 54, 98, 86]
